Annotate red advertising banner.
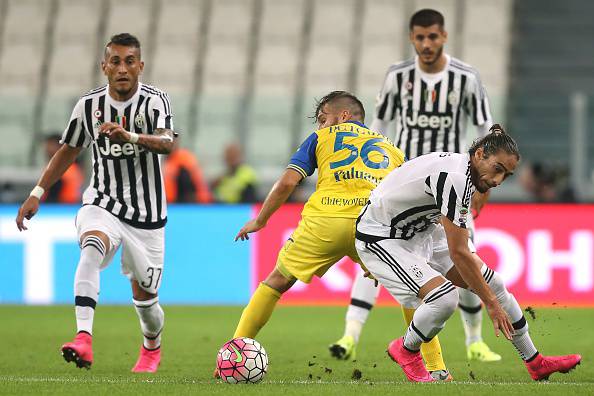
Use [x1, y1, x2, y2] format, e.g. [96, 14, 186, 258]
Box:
[251, 204, 594, 306]
[474, 204, 594, 306]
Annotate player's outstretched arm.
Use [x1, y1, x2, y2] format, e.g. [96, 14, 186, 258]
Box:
[235, 169, 303, 241]
[442, 216, 514, 340]
[16, 145, 82, 231]
[99, 122, 174, 154]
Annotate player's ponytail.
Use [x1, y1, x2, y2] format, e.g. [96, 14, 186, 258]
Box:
[468, 124, 520, 160]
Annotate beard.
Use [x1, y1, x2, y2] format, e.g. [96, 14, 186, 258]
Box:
[475, 183, 489, 194]
[114, 83, 132, 96]
[418, 45, 443, 66]
[110, 78, 140, 101]
[470, 164, 489, 193]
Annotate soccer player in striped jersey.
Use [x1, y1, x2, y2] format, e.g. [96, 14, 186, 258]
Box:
[16, 33, 175, 373]
[331, 9, 500, 372]
[215, 91, 405, 379]
[355, 127, 580, 382]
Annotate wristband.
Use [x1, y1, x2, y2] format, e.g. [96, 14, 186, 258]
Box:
[30, 185, 45, 199]
[128, 132, 139, 144]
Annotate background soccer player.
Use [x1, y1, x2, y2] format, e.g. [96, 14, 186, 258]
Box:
[331, 9, 500, 372]
[354, 127, 581, 382]
[215, 91, 405, 376]
[15, 33, 175, 373]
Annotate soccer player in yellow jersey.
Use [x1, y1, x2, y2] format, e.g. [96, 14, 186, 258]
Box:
[225, 91, 404, 354]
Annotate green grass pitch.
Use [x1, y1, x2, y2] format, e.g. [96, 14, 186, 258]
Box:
[0, 305, 591, 395]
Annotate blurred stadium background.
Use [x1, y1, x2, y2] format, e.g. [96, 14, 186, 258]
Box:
[0, 0, 593, 307]
[1, 2, 594, 392]
[0, 0, 593, 201]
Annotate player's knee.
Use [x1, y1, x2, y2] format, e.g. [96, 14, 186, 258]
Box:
[264, 269, 295, 294]
[75, 237, 104, 296]
[80, 231, 110, 256]
[131, 279, 158, 300]
[78, 235, 108, 275]
[442, 286, 459, 317]
[424, 281, 459, 318]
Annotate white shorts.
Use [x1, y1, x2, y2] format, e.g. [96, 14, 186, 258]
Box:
[355, 224, 475, 309]
[75, 205, 165, 294]
[429, 224, 476, 274]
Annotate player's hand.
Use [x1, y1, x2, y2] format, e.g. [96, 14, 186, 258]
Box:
[99, 122, 132, 144]
[235, 218, 266, 241]
[15, 196, 40, 231]
[485, 301, 514, 340]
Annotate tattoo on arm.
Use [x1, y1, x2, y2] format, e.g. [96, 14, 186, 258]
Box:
[137, 129, 175, 154]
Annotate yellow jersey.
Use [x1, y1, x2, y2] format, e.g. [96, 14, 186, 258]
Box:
[287, 121, 405, 218]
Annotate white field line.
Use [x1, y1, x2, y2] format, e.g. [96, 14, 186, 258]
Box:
[0, 376, 591, 386]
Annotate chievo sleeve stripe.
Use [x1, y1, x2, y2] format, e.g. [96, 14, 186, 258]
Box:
[287, 164, 307, 179]
[288, 132, 318, 176]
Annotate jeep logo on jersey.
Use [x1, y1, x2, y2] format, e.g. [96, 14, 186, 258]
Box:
[406, 112, 453, 130]
[97, 136, 145, 159]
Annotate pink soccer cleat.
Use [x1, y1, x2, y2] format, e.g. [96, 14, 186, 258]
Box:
[387, 337, 434, 382]
[525, 353, 581, 381]
[132, 346, 161, 373]
[61, 332, 93, 369]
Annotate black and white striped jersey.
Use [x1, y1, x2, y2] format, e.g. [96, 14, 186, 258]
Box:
[371, 55, 492, 159]
[60, 83, 174, 229]
[355, 152, 474, 243]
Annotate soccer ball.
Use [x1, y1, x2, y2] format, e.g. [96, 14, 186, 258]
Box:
[216, 337, 268, 384]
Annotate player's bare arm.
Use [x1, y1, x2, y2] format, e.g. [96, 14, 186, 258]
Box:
[441, 216, 514, 340]
[99, 122, 174, 154]
[16, 145, 83, 231]
[235, 169, 303, 241]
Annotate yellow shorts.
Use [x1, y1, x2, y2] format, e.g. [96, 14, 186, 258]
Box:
[276, 216, 361, 284]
